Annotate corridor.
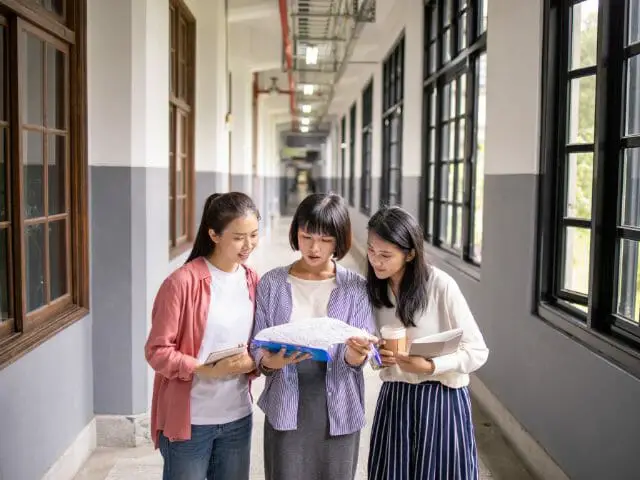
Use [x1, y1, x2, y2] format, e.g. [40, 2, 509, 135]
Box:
[73, 218, 530, 480]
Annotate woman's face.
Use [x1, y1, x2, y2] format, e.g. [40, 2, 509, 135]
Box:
[367, 231, 410, 280]
[209, 213, 260, 264]
[297, 228, 336, 267]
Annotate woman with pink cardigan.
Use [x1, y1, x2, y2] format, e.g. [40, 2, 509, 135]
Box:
[145, 192, 260, 480]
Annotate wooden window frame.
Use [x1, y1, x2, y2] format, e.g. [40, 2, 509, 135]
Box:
[381, 33, 405, 207]
[537, 0, 640, 379]
[169, 0, 195, 258]
[0, 0, 89, 370]
[421, 0, 487, 266]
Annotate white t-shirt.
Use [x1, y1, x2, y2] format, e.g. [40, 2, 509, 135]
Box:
[377, 266, 489, 389]
[190, 261, 254, 425]
[288, 275, 336, 321]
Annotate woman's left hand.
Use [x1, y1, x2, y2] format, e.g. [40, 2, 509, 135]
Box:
[345, 336, 377, 367]
[395, 352, 435, 375]
[214, 352, 256, 376]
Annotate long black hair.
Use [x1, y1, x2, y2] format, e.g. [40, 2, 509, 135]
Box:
[366, 206, 431, 327]
[185, 192, 260, 264]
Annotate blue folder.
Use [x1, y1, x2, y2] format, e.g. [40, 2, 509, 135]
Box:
[251, 340, 332, 361]
[251, 340, 383, 365]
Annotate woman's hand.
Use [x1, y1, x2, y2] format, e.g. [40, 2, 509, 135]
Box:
[260, 348, 310, 370]
[194, 352, 255, 379]
[377, 346, 397, 367]
[395, 352, 435, 375]
[345, 337, 377, 367]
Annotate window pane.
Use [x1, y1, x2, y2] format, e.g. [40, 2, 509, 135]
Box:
[441, 163, 450, 200]
[176, 198, 185, 238]
[443, 28, 451, 62]
[430, 7, 438, 40]
[429, 42, 437, 73]
[455, 206, 462, 249]
[23, 131, 45, 219]
[48, 135, 66, 215]
[459, 13, 468, 49]
[566, 152, 593, 219]
[621, 148, 640, 228]
[473, 52, 487, 262]
[427, 200, 434, 235]
[617, 239, 640, 323]
[625, 54, 640, 135]
[0, 129, 6, 222]
[570, 0, 598, 70]
[23, 32, 44, 126]
[49, 220, 67, 301]
[480, 0, 488, 34]
[43, 0, 64, 15]
[46, 45, 65, 130]
[0, 228, 9, 320]
[429, 129, 436, 163]
[562, 226, 591, 295]
[458, 118, 466, 159]
[568, 75, 596, 144]
[176, 155, 184, 196]
[629, 0, 640, 46]
[456, 162, 465, 203]
[25, 223, 45, 312]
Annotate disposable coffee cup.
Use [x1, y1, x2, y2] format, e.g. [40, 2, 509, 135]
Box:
[380, 326, 407, 356]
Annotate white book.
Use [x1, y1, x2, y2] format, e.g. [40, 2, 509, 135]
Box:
[204, 343, 247, 366]
[409, 328, 463, 359]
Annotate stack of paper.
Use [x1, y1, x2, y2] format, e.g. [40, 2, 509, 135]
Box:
[252, 317, 376, 362]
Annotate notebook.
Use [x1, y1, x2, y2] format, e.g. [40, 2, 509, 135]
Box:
[409, 328, 463, 359]
[204, 344, 247, 366]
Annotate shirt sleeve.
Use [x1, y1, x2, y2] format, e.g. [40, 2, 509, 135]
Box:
[338, 284, 377, 371]
[144, 276, 199, 381]
[250, 277, 271, 371]
[431, 278, 489, 375]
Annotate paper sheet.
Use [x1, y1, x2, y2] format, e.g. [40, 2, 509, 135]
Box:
[254, 317, 374, 350]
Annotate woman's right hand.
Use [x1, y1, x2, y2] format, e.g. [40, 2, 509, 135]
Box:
[378, 342, 397, 367]
[260, 348, 310, 370]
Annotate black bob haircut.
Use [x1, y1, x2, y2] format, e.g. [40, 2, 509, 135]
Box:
[289, 193, 352, 260]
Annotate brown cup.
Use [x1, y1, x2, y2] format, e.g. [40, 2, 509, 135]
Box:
[380, 326, 407, 356]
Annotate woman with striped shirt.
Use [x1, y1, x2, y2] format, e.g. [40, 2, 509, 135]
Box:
[366, 206, 489, 480]
[251, 193, 377, 480]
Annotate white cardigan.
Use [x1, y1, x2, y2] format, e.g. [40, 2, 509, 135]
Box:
[377, 266, 489, 388]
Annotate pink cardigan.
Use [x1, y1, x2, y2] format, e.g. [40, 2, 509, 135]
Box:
[144, 257, 258, 447]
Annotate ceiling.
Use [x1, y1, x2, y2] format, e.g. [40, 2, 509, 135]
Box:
[229, 0, 394, 133]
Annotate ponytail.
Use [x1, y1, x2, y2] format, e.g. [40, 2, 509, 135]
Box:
[185, 192, 260, 264]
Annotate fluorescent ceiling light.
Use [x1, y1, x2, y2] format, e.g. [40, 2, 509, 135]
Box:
[302, 104, 312, 113]
[301, 118, 310, 126]
[305, 45, 319, 65]
[300, 126, 309, 133]
[303, 84, 314, 95]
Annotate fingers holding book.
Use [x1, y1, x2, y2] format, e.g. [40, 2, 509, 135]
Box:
[261, 348, 311, 370]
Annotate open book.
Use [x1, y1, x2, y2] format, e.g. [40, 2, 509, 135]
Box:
[409, 328, 463, 359]
[204, 344, 247, 366]
[252, 317, 376, 362]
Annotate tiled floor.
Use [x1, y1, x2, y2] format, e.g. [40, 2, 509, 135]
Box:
[74, 217, 533, 480]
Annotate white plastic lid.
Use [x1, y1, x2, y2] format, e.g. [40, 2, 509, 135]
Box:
[380, 325, 406, 340]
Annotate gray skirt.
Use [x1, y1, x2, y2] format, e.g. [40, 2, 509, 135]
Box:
[263, 360, 360, 480]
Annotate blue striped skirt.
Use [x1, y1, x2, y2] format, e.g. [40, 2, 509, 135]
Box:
[368, 381, 479, 480]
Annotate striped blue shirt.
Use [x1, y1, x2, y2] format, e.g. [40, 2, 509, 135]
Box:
[250, 263, 376, 436]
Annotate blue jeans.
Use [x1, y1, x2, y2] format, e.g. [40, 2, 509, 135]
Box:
[159, 414, 252, 480]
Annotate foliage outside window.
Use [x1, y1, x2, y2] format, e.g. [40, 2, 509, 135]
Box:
[539, 0, 640, 372]
[421, 0, 487, 265]
[0, 0, 89, 369]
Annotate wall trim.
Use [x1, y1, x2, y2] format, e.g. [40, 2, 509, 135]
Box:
[42, 418, 96, 480]
[95, 413, 151, 448]
[470, 376, 569, 480]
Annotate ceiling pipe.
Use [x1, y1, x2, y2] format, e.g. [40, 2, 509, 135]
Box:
[278, 0, 297, 129]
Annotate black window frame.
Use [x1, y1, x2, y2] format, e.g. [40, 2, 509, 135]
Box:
[537, 0, 640, 378]
[348, 102, 356, 206]
[421, 0, 487, 266]
[340, 115, 346, 197]
[381, 33, 405, 207]
[360, 79, 373, 215]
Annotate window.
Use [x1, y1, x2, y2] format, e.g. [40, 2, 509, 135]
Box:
[539, 0, 640, 373]
[0, 0, 89, 369]
[360, 80, 373, 214]
[348, 102, 356, 206]
[169, 0, 195, 257]
[421, 0, 487, 265]
[340, 115, 346, 197]
[381, 34, 404, 207]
